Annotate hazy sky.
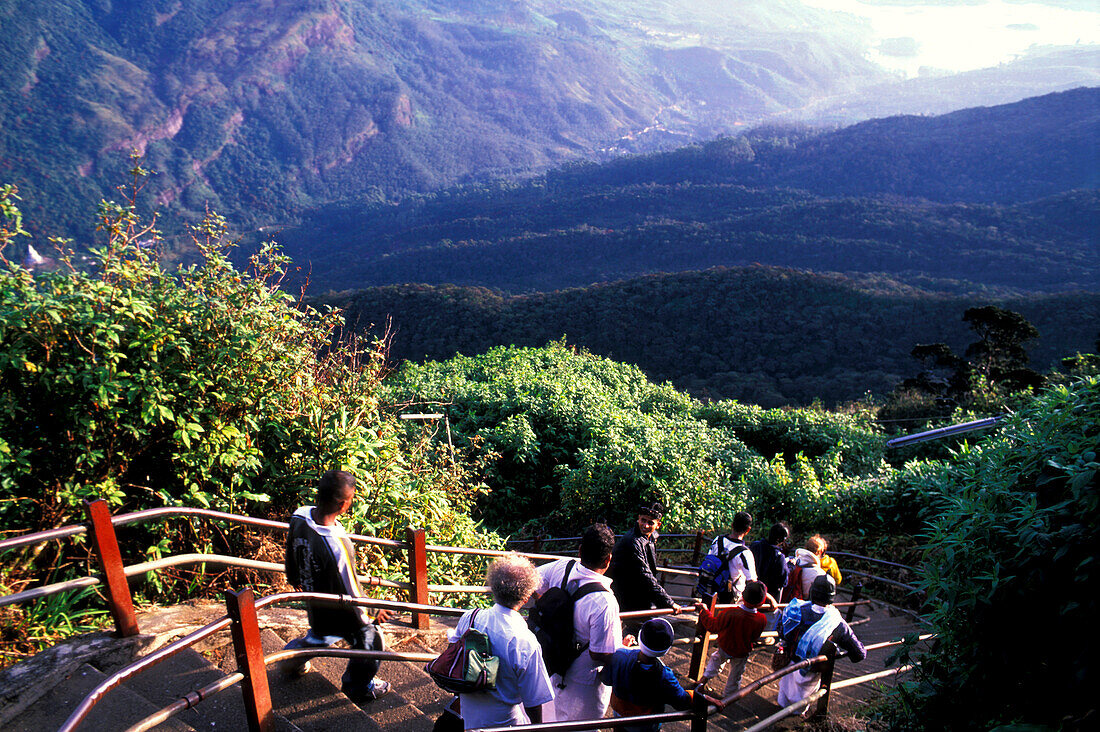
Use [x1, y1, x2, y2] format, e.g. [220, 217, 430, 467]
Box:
[799, 0, 1100, 77]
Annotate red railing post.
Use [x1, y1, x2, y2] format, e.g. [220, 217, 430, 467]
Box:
[691, 530, 705, 566]
[846, 582, 863, 623]
[407, 527, 431, 630]
[83, 499, 139, 637]
[532, 534, 543, 554]
[688, 594, 714, 684]
[225, 588, 274, 732]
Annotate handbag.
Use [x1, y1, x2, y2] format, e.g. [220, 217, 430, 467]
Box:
[425, 609, 500, 693]
[771, 643, 792, 672]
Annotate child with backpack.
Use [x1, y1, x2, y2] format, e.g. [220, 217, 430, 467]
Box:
[695, 512, 756, 605]
[600, 618, 696, 732]
[693, 580, 771, 697]
[784, 534, 832, 602]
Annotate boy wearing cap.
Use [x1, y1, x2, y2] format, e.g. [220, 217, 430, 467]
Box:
[599, 618, 695, 732]
[693, 580, 771, 697]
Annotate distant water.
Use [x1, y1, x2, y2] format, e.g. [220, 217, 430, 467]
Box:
[800, 0, 1100, 77]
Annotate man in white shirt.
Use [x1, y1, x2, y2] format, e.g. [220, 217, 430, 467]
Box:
[537, 524, 632, 722]
[708, 511, 757, 603]
[457, 554, 555, 729]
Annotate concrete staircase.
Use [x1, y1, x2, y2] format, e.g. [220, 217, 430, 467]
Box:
[1, 590, 920, 731]
[2, 603, 455, 732]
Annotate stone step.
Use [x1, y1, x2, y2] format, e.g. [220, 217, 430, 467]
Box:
[6, 662, 195, 732]
[111, 645, 284, 732]
[255, 625, 442, 731]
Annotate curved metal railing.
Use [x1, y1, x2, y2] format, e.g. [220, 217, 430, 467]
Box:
[0, 504, 701, 626]
[3, 502, 920, 731]
[59, 594, 463, 732]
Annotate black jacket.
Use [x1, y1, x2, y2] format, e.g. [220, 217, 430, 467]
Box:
[285, 506, 369, 638]
[608, 525, 675, 611]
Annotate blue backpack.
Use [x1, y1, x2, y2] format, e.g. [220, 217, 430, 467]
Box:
[695, 539, 746, 602]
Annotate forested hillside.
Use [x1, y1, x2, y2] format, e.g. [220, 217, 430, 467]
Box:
[329, 267, 1100, 406]
[277, 89, 1100, 294]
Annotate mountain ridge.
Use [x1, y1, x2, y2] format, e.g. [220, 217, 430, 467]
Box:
[271, 88, 1100, 295]
[329, 265, 1100, 406]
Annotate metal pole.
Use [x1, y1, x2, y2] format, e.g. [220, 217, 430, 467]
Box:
[407, 527, 431, 630]
[691, 530, 705, 567]
[225, 588, 274, 732]
[846, 582, 863, 623]
[690, 684, 709, 732]
[84, 499, 139, 637]
[688, 594, 714, 683]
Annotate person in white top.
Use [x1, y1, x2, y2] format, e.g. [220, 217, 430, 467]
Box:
[708, 511, 757, 603]
[282, 470, 394, 703]
[792, 536, 828, 599]
[537, 524, 634, 722]
[456, 554, 555, 729]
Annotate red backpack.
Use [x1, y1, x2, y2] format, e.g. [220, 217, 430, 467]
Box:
[780, 563, 804, 604]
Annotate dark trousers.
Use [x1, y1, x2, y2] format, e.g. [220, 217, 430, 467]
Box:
[283, 622, 384, 697]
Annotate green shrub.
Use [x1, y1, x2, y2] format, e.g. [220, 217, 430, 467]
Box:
[880, 377, 1098, 730]
[0, 175, 501, 643]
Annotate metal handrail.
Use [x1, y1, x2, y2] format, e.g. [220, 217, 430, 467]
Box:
[0, 507, 406, 556]
[843, 569, 922, 593]
[425, 542, 697, 576]
[0, 510, 696, 621]
[59, 593, 468, 732]
[708, 635, 932, 711]
[828, 551, 917, 573]
[0, 554, 405, 609]
[0, 523, 88, 552]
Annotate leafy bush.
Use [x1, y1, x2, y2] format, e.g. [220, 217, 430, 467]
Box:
[385, 341, 915, 536]
[0, 175, 501, 653]
[880, 377, 1098, 730]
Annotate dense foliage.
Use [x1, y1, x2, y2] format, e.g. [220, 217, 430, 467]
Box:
[881, 377, 1099, 730]
[0, 182, 499, 662]
[383, 341, 898, 534]
[331, 268, 1100, 406]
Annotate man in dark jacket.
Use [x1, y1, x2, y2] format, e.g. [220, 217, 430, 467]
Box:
[282, 469, 394, 703]
[609, 502, 683, 615]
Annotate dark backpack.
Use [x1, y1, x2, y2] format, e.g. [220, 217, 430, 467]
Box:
[528, 559, 609, 677]
[695, 538, 746, 602]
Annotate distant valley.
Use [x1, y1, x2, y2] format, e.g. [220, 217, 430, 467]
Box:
[327, 267, 1100, 407]
[2, 0, 1095, 242]
[279, 88, 1100, 295]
